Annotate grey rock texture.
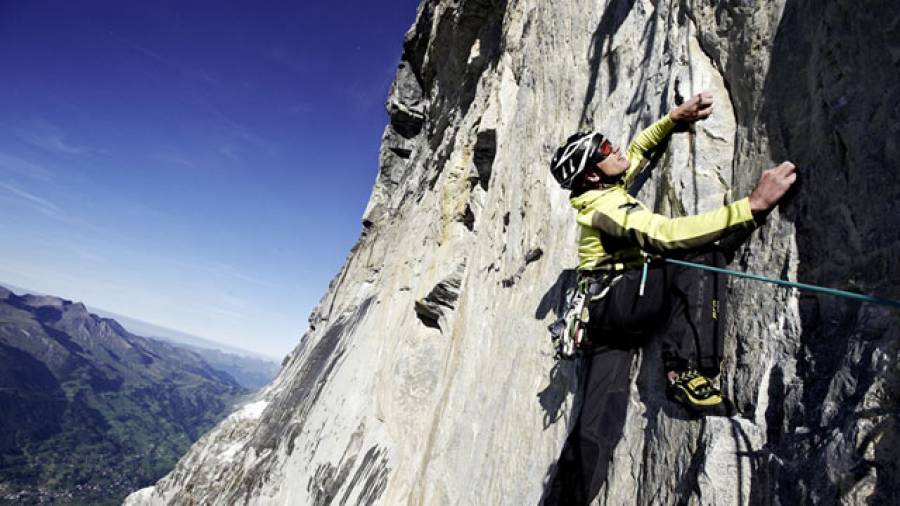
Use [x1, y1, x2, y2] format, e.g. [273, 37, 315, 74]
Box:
[126, 0, 900, 504]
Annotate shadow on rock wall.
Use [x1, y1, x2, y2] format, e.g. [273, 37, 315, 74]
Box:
[580, 0, 637, 126]
[759, 0, 900, 503]
[535, 269, 581, 430]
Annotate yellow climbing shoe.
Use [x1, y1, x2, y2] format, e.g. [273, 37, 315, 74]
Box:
[667, 369, 733, 416]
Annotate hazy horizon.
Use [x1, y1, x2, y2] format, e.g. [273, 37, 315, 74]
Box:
[1, 279, 281, 362]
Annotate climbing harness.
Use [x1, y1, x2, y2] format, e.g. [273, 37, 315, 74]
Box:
[548, 279, 586, 359]
[663, 257, 900, 309]
[549, 272, 619, 359]
[550, 255, 898, 360]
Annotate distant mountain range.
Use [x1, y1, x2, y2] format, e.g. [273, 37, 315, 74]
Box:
[0, 283, 281, 391]
[84, 308, 280, 390]
[0, 285, 276, 504]
[169, 342, 280, 391]
[0, 282, 280, 362]
[87, 306, 279, 363]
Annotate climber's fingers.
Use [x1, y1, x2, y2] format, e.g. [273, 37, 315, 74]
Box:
[749, 161, 798, 213]
[671, 91, 714, 122]
[695, 92, 714, 108]
[776, 161, 797, 177]
[696, 104, 714, 119]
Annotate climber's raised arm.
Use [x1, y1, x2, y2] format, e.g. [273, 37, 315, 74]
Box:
[622, 92, 714, 187]
[575, 191, 755, 255]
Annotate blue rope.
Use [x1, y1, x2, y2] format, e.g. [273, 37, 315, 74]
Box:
[663, 258, 900, 309]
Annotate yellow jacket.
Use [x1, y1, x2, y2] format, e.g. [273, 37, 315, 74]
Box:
[570, 116, 756, 271]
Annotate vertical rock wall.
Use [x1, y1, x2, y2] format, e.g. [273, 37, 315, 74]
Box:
[127, 0, 900, 504]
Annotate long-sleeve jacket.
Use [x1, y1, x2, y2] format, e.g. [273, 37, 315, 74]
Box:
[570, 116, 756, 271]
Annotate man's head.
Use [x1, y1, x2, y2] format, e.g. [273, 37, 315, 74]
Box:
[550, 131, 628, 190]
[594, 142, 628, 177]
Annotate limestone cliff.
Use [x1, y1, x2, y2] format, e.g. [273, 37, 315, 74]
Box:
[127, 0, 900, 504]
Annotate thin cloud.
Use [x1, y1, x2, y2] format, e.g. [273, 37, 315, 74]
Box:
[109, 33, 277, 160]
[151, 153, 198, 169]
[154, 255, 281, 291]
[218, 145, 241, 162]
[11, 120, 87, 155]
[27, 235, 106, 263]
[285, 103, 315, 115]
[269, 246, 299, 258]
[0, 181, 60, 214]
[121, 200, 168, 221]
[207, 261, 280, 290]
[204, 305, 248, 319]
[108, 30, 220, 87]
[173, 297, 248, 321]
[206, 104, 279, 157]
[265, 45, 306, 75]
[0, 180, 111, 237]
[0, 153, 55, 181]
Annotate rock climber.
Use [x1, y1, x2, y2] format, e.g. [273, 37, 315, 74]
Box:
[543, 92, 797, 503]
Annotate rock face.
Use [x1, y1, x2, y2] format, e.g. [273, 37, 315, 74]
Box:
[126, 0, 900, 504]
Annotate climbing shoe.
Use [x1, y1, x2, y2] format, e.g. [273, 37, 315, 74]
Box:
[667, 370, 734, 417]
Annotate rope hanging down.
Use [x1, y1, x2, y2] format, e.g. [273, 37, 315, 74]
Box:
[663, 258, 900, 309]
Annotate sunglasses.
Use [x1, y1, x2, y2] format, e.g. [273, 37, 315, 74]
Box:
[593, 139, 614, 161]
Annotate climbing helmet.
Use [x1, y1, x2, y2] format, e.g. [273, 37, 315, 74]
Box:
[550, 132, 613, 189]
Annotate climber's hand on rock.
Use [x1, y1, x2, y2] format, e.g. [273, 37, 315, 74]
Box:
[749, 161, 797, 214]
[670, 92, 714, 123]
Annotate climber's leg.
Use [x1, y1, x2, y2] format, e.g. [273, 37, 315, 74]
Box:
[662, 249, 733, 415]
[577, 347, 634, 501]
[660, 249, 726, 375]
[544, 347, 634, 505]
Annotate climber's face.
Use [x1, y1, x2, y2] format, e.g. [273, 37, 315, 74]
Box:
[595, 143, 629, 177]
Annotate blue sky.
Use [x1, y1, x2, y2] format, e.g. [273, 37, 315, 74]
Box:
[0, 0, 421, 359]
